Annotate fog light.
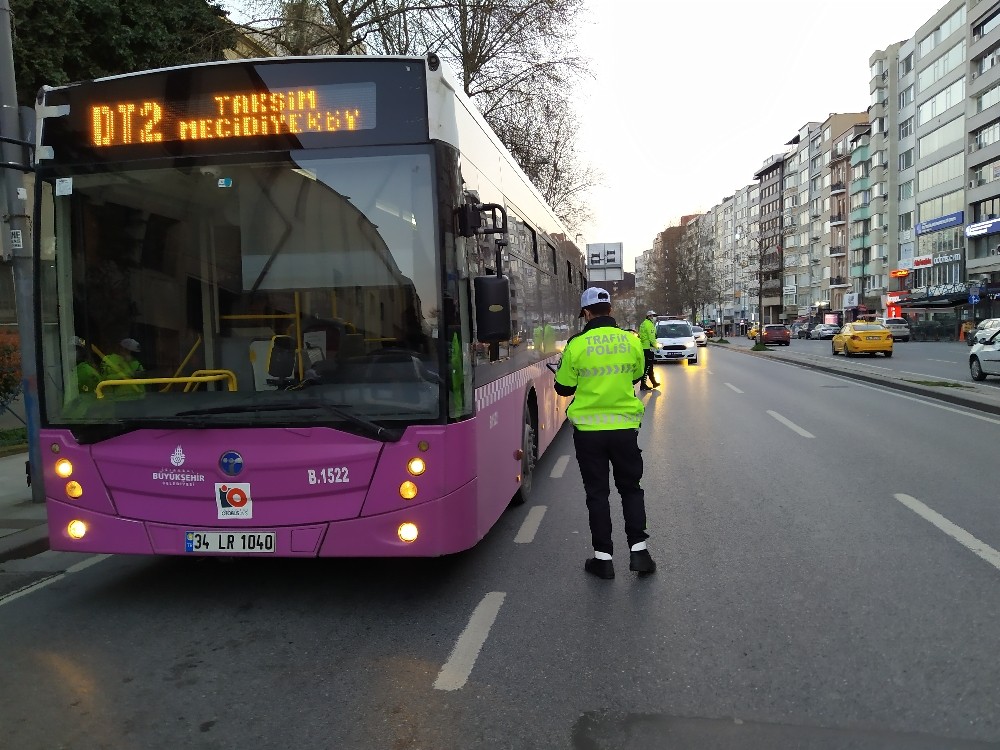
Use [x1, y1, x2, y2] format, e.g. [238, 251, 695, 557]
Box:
[65, 481, 83, 499]
[417, 440, 430, 452]
[399, 481, 418, 500]
[398, 522, 418, 542]
[67, 520, 87, 539]
[407, 457, 426, 476]
[55, 459, 73, 478]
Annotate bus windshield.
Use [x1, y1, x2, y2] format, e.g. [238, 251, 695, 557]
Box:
[37, 146, 443, 434]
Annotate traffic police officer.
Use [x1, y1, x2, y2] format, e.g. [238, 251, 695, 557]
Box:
[554, 287, 656, 579]
[638, 310, 659, 390]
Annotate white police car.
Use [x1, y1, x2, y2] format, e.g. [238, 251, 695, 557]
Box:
[653, 319, 698, 365]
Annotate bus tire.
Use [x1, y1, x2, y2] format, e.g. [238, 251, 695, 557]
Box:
[511, 402, 537, 506]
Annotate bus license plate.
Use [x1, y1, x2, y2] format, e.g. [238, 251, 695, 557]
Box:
[185, 531, 276, 554]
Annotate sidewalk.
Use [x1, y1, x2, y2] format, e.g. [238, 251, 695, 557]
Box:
[1, 340, 998, 564]
[0, 451, 47, 563]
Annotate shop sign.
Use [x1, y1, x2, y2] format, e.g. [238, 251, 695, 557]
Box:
[909, 286, 928, 299]
[886, 291, 910, 304]
[965, 218, 1000, 238]
[782, 286, 796, 295]
[844, 292, 859, 307]
[915, 211, 964, 236]
[912, 255, 933, 268]
[928, 282, 967, 297]
[932, 253, 962, 264]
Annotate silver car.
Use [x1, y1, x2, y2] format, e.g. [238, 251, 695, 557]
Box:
[653, 320, 698, 365]
[691, 325, 708, 347]
[809, 324, 840, 340]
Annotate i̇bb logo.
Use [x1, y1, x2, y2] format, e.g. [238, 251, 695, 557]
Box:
[215, 482, 252, 519]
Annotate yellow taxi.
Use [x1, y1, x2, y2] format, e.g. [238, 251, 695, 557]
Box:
[832, 322, 893, 357]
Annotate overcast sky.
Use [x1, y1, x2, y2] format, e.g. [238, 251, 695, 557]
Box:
[573, 0, 950, 269]
[221, 0, 951, 271]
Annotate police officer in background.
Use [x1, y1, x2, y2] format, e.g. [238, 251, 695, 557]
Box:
[554, 287, 656, 579]
[638, 310, 659, 390]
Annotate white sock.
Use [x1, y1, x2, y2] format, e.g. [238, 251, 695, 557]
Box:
[630, 542, 647, 552]
[594, 551, 612, 560]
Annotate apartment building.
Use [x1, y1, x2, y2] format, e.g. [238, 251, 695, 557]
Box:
[965, 0, 1000, 316]
[752, 154, 788, 324]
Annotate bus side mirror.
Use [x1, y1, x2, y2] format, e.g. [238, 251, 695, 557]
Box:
[457, 204, 483, 238]
[473, 275, 512, 343]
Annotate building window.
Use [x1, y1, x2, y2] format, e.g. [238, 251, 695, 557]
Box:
[916, 78, 965, 125]
[916, 40, 966, 94]
[899, 212, 913, 231]
[898, 149, 914, 171]
[899, 117, 914, 139]
[899, 84, 914, 109]
[899, 53, 913, 78]
[899, 180, 914, 200]
[917, 116, 965, 158]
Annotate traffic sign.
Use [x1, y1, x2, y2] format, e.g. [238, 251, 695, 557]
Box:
[969, 294, 980, 305]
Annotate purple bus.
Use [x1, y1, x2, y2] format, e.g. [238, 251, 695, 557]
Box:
[32, 55, 587, 557]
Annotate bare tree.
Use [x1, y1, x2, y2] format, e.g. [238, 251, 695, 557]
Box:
[236, 1, 597, 229]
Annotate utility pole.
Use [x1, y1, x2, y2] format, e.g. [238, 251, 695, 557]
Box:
[1, 0, 43, 501]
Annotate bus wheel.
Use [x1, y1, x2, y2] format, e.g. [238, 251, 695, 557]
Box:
[512, 406, 537, 506]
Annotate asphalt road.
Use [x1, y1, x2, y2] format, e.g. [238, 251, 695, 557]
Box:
[2, 345, 999, 750]
[779, 337, 998, 388]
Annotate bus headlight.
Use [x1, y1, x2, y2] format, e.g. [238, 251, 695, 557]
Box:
[399, 481, 418, 500]
[407, 457, 426, 476]
[55, 459, 73, 478]
[397, 523, 418, 542]
[65, 481, 83, 499]
[67, 520, 87, 539]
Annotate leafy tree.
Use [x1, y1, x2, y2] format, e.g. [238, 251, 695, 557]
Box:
[11, 0, 237, 105]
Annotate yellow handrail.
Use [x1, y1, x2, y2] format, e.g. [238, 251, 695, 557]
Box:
[182, 369, 239, 393]
[95, 371, 237, 399]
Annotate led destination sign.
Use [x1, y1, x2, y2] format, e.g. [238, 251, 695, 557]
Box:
[88, 82, 376, 148]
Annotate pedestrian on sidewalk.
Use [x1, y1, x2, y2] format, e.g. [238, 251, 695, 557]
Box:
[638, 310, 659, 390]
[554, 287, 656, 580]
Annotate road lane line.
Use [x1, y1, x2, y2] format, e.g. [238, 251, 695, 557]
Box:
[766, 410, 815, 438]
[928, 359, 958, 364]
[894, 494, 1000, 572]
[725, 383, 744, 393]
[550, 455, 571, 478]
[514, 506, 547, 544]
[434, 591, 506, 691]
[0, 554, 111, 608]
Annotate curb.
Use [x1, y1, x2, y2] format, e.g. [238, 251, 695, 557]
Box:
[708, 341, 1000, 417]
[0, 524, 49, 564]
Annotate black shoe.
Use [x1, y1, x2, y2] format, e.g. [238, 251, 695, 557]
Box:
[585, 558, 615, 579]
[650, 379, 660, 387]
[629, 549, 656, 575]
[639, 384, 652, 391]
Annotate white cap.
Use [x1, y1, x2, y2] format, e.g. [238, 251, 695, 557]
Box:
[646, 310, 656, 317]
[120, 338, 141, 353]
[73, 336, 86, 348]
[579, 286, 611, 309]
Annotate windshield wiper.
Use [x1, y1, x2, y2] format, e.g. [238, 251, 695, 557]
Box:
[176, 401, 402, 442]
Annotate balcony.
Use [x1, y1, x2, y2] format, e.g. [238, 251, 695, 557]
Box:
[830, 214, 846, 225]
[830, 148, 848, 164]
[829, 276, 851, 288]
[849, 205, 872, 222]
[829, 245, 847, 257]
[850, 176, 871, 194]
[850, 235, 871, 250]
[850, 145, 870, 167]
[831, 181, 846, 194]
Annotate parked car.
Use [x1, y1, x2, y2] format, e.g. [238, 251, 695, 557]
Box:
[691, 325, 708, 347]
[970, 328, 1000, 380]
[967, 317, 1000, 347]
[653, 320, 698, 365]
[876, 317, 912, 342]
[796, 323, 818, 339]
[832, 322, 893, 357]
[762, 324, 790, 346]
[809, 324, 840, 340]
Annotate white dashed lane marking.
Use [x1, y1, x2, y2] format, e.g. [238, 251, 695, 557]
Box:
[514, 506, 547, 544]
[895, 494, 1000, 572]
[767, 410, 815, 438]
[433, 592, 506, 691]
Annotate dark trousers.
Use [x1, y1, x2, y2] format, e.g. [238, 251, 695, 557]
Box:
[643, 350, 656, 384]
[572, 428, 648, 555]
